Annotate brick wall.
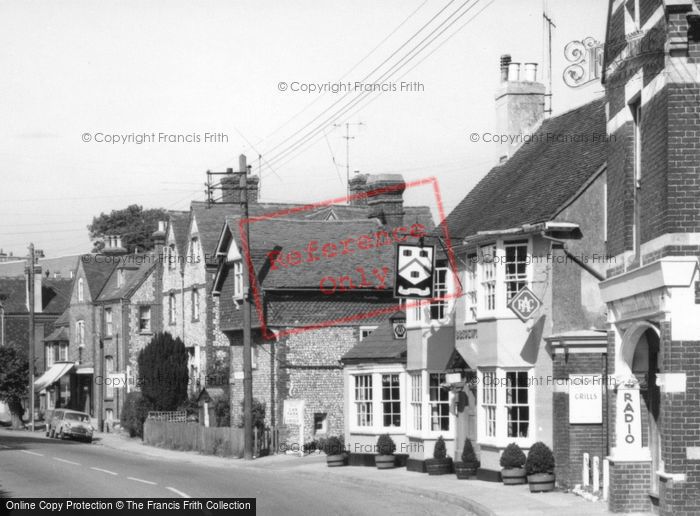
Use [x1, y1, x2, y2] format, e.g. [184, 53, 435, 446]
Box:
[608, 459, 652, 512]
[552, 352, 608, 488]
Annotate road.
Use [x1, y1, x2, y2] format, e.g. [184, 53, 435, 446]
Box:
[0, 430, 471, 516]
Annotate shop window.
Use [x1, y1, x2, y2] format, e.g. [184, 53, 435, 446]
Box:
[482, 370, 497, 438]
[505, 371, 530, 438]
[410, 373, 422, 431]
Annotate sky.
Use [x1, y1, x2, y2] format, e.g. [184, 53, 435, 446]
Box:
[0, 0, 608, 258]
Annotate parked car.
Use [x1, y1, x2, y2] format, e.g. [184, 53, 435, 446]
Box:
[47, 409, 94, 443]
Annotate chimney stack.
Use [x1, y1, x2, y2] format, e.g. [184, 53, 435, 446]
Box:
[103, 234, 127, 256]
[365, 174, 406, 228]
[25, 263, 42, 313]
[221, 154, 259, 204]
[348, 172, 369, 205]
[495, 54, 546, 162]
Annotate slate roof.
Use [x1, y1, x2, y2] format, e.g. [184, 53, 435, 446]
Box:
[0, 277, 73, 315]
[0, 255, 80, 279]
[80, 256, 118, 300]
[305, 205, 435, 230]
[44, 326, 69, 342]
[96, 254, 155, 302]
[444, 97, 607, 239]
[341, 311, 407, 363]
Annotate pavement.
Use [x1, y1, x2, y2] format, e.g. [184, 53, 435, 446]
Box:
[91, 430, 623, 516]
[0, 428, 468, 516]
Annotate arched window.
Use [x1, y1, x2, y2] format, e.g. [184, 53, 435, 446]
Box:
[77, 278, 84, 302]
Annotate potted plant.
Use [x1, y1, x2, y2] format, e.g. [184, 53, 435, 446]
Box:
[454, 437, 479, 479]
[500, 442, 527, 485]
[525, 441, 556, 492]
[375, 434, 396, 469]
[425, 436, 453, 475]
[323, 436, 347, 467]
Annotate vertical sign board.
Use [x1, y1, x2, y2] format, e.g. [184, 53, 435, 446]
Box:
[615, 387, 642, 455]
[569, 375, 603, 424]
[394, 244, 435, 299]
[283, 399, 305, 457]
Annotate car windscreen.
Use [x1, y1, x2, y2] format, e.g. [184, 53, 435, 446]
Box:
[64, 413, 89, 423]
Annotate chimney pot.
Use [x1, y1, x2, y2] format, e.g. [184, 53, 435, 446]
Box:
[507, 62, 521, 81]
[500, 54, 512, 82]
[523, 63, 538, 82]
[239, 154, 247, 173]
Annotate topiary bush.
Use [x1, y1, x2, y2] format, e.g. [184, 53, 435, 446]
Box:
[500, 442, 526, 469]
[525, 441, 555, 475]
[461, 437, 477, 464]
[137, 332, 189, 411]
[323, 436, 345, 455]
[433, 435, 447, 459]
[120, 392, 153, 438]
[376, 434, 396, 455]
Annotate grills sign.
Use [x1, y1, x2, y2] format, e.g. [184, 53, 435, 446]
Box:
[394, 244, 435, 298]
[507, 286, 542, 322]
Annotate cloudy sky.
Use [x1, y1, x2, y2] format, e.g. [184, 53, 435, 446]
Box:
[0, 0, 607, 257]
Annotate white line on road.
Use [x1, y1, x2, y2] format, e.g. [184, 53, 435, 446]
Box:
[166, 487, 191, 498]
[53, 457, 80, 465]
[90, 467, 118, 476]
[127, 477, 157, 485]
[20, 450, 43, 456]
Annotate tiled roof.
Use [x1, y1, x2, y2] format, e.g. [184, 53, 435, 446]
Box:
[341, 311, 407, 363]
[44, 326, 69, 342]
[444, 97, 607, 239]
[229, 217, 397, 290]
[0, 277, 27, 313]
[219, 290, 397, 332]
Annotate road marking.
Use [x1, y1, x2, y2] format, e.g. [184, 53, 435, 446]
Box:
[20, 450, 43, 456]
[127, 477, 157, 485]
[166, 487, 191, 498]
[53, 457, 80, 465]
[90, 467, 118, 476]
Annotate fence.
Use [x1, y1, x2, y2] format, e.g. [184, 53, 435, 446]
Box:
[144, 420, 244, 457]
[147, 411, 187, 422]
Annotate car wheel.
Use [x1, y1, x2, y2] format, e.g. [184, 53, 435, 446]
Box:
[57, 429, 64, 440]
[85, 437, 93, 444]
[49, 428, 55, 438]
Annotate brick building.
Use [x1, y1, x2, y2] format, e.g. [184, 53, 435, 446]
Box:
[598, 1, 700, 513]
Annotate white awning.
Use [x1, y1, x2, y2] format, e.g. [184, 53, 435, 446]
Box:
[75, 367, 94, 375]
[34, 362, 74, 392]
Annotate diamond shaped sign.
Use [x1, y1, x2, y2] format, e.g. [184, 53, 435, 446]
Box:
[507, 286, 542, 322]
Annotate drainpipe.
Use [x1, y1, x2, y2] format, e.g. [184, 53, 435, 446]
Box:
[540, 232, 606, 281]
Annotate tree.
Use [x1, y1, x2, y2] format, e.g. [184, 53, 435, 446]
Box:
[137, 332, 189, 411]
[88, 204, 168, 253]
[0, 346, 29, 429]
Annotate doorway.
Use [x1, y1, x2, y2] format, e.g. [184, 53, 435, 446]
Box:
[631, 328, 661, 495]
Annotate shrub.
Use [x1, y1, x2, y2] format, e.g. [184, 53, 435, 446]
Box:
[376, 434, 396, 455]
[461, 438, 477, 464]
[525, 441, 555, 475]
[303, 440, 320, 453]
[177, 394, 199, 419]
[500, 443, 526, 469]
[237, 398, 266, 430]
[137, 332, 189, 411]
[323, 436, 345, 455]
[214, 397, 230, 427]
[120, 392, 153, 438]
[433, 435, 447, 459]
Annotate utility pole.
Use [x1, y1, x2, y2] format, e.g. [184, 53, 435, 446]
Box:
[240, 155, 254, 461]
[27, 243, 35, 432]
[333, 121, 364, 197]
[542, 0, 556, 115]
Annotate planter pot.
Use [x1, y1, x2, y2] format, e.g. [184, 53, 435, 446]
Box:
[527, 472, 555, 492]
[375, 454, 395, 469]
[454, 461, 479, 479]
[426, 457, 453, 475]
[326, 454, 346, 467]
[501, 467, 527, 485]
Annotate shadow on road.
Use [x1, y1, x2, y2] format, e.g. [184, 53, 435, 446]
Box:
[0, 430, 89, 451]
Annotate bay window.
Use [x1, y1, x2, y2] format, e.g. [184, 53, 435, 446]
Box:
[430, 267, 448, 320]
[382, 374, 401, 428]
[410, 373, 422, 431]
[465, 254, 477, 322]
[478, 368, 533, 444]
[480, 245, 497, 313]
[59, 342, 68, 361]
[429, 373, 449, 431]
[504, 241, 528, 300]
[354, 375, 373, 427]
